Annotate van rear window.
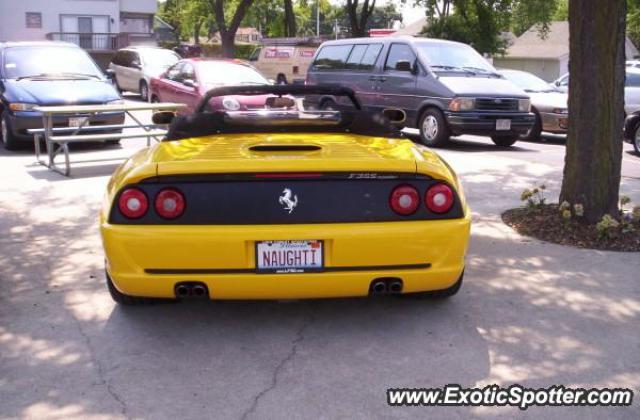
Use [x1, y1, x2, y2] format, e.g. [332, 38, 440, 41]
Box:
[312, 45, 353, 70]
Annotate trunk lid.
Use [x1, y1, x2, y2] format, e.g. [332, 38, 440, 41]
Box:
[153, 133, 419, 175]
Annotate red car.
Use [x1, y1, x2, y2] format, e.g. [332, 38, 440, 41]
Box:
[149, 59, 274, 114]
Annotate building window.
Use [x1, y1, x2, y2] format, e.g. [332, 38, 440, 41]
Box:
[26, 12, 42, 29]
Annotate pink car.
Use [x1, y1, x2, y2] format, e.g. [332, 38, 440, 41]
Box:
[149, 58, 274, 114]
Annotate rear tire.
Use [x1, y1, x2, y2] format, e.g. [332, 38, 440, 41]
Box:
[520, 111, 542, 142]
[402, 271, 464, 299]
[491, 135, 518, 148]
[139, 80, 149, 102]
[276, 74, 287, 85]
[1, 111, 21, 151]
[418, 108, 450, 147]
[634, 122, 640, 155]
[320, 99, 337, 111]
[106, 270, 173, 305]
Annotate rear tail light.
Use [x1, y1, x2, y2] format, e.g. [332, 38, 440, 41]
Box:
[118, 188, 148, 219]
[155, 188, 186, 219]
[389, 185, 420, 215]
[425, 183, 454, 213]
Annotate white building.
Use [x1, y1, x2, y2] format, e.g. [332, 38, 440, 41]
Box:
[0, 0, 158, 52]
[494, 21, 640, 82]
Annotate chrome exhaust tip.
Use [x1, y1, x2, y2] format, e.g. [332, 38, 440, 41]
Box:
[372, 281, 387, 294]
[175, 284, 190, 298]
[192, 284, 207, 297]
[389, 281, 403, 294]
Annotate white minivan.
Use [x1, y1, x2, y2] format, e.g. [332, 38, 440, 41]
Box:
[109, 47, 180, 101]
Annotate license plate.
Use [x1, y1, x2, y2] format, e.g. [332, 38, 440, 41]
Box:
[256, 240, 323, 273]
[69, 117, 88, 128]
[496, 119, 511, 131]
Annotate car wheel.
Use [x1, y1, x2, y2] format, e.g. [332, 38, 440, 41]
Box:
[150, 95, 160, 103]
[139, 80, 149, 102]
[402, 270, 464, 299]
[418, 108, 450, 147]
[520, 111, 542, 141]
[276, 74, 287, 85]
[106, 270, 173, 305]
[1, 111, 21, 151]
[634, 122, 640, 155]
[320, 99, 337, 111]
[491, 135, 518, 147]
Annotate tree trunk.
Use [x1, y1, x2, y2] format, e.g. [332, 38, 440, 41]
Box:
[211, 0, 255, 58]
[193, 20, 203, 45]
[284, 0, 297, 37]
[221, 32, 236, 58]
[560, 0, 626, 223]
[346, 0, 376, 38]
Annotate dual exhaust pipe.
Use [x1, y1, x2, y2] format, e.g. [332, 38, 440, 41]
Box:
[175, 282, 209, 299]
[370, 278, 403, 296]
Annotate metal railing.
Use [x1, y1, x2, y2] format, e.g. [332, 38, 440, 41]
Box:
[46, 32, 156, 51]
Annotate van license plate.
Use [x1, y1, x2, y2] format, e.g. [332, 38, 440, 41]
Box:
[256, 240, 323, 273]
[496, 119, 511, 131]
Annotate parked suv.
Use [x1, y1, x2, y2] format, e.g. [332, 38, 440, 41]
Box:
[306, 36, 534, 147]
[0, 41, 124, 150]
[109, 47, 180, 101]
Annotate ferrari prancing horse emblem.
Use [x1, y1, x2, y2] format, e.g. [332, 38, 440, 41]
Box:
[279, 188, 298, 214]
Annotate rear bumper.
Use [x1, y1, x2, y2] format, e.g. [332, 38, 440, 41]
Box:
[101, 217, 471, 299]
[7, 111, 125, 142]
[445, 111, 535, 136]
[540, 111, 568, 134]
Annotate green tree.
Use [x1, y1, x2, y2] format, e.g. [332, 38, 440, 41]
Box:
[414, 0, 559, 54]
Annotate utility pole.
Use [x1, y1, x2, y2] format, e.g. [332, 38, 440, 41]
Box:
[316, 1, 320, 37]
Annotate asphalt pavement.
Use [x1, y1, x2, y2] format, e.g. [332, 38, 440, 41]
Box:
[1, 104, 639, 419]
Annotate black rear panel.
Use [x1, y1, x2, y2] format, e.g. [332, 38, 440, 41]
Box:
[109, 173, 464, 225]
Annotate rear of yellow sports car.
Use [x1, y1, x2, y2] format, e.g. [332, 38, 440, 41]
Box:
[100, 132, 470, 301]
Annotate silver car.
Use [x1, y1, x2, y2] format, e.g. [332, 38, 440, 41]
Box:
[552, 68, 640, 115]
[500, 69, 568, 141]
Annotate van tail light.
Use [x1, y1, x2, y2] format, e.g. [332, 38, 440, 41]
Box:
[118, 188, 148, 219]
[389, 185, 420, 215]
[155, 188, 186, 219]
[425, 183, 454, 213]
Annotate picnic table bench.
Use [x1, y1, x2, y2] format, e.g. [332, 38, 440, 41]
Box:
[30, 102, 185, 176]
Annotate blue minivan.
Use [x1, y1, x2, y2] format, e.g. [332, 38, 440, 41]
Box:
[0, 41, 124, 150]
[306, 36, 535, 147]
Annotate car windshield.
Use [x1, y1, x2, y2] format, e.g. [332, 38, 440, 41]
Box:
[142, 49, 180, 68]
[197, 62, 270, 86]
[501, 70, 556, 92]
[415, 42, 496, 74]
[3, 46, 103, 79]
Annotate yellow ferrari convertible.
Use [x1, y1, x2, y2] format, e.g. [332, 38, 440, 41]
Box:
[100, 85, 471, 304]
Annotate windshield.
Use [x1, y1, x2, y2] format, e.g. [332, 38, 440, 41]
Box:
[415, 42, 495, 73]
[501, 70, 555, 92]
[198, 62, 269, 86]
[142, 49, 180, 68]
[3, 46, 103, 79]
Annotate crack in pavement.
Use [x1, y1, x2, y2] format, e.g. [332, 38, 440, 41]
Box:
[240, 308, 316, 420]
[72, 315, 130, 419]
